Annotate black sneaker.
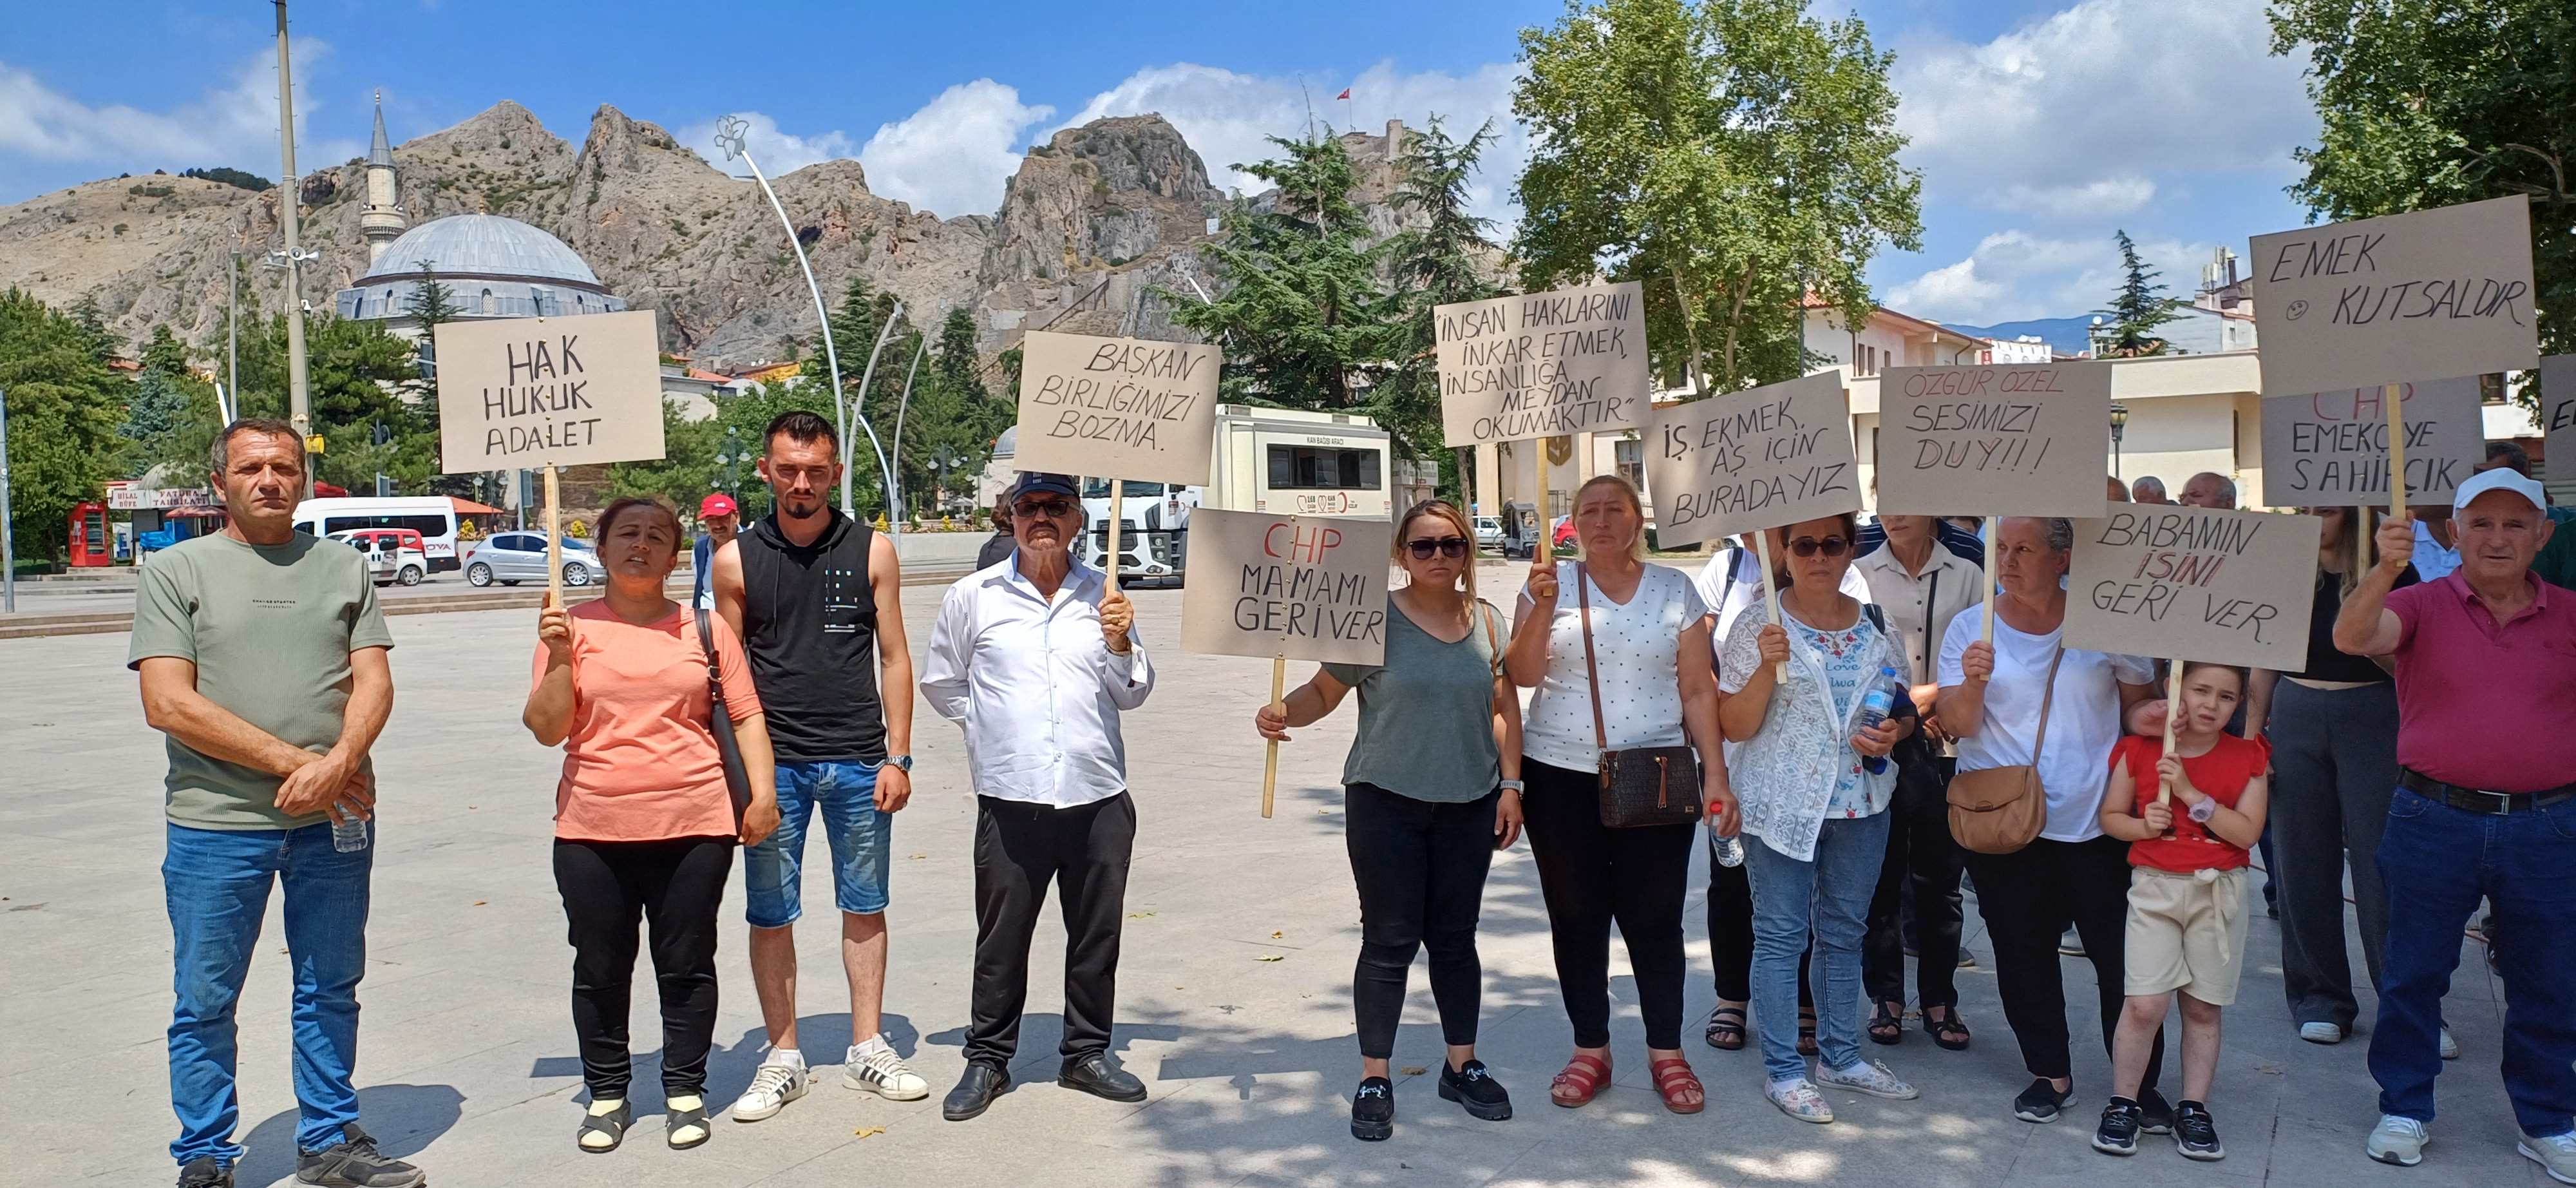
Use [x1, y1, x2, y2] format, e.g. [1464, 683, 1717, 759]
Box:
[1438, 1059, 1513, 1121]
[2092, 1099, 2143, 1155]
[2014, 1077, 2074, 1124]
[296, 1124, 425, 1187]
[178, 1158, 234, 1188]
[1351, 1076, 1394, 1142]
[2174, 1101, 2226, 1161]
[2139, 1087, 2174, 1135]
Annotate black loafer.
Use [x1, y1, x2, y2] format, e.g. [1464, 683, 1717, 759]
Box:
[295, 1123, 426, 1187]
[178, 1157, 234, 1188]
[943, 1064, 1011, 1121]
[1351, 1076, 1394, 1141]
[1438, 1059, 1512, 1121]
[1058, 1053, 1148, 1102]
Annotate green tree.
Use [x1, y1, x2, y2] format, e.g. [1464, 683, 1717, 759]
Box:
[2093, 231, 2186, 357]
[895, 305, 1012, 519]
[605, 399, 723, 513]
[121, 325, 223, 479]
[1379, 117, 1508, 497]
[229, 312, 430, 493]
[0, 288, 131, 560]
[1515, 0, 1920, 394]
[2268, 0, 2573, 401]
[402, 263, 464, 329]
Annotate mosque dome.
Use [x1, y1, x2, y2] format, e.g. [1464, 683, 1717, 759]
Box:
[335, 214, 627, 322]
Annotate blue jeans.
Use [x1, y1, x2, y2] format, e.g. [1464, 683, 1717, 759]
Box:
[2371, 789, 2576, 1135]
[1746, 812, 1891, 1084]
[164, 820, 372, 1167]
[744, 760, 891, 927]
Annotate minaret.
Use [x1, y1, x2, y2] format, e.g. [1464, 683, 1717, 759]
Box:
[359, 92, 407, 265]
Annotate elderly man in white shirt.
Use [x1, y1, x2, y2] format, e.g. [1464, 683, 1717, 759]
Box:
[921, 471, 1155, 1122]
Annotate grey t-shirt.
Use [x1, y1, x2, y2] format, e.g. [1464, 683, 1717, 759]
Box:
[128, 532, 395, 830]
[1321, 600, 1508, 803]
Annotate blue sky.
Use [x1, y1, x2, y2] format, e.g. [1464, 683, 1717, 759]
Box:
[0, 0, 2322, 327]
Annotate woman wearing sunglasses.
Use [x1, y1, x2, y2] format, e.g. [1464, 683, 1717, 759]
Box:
[1502, 474, 1733, 1115]
[1718, 513, 1920, 1122]
[1256, 500, 1525, 1141]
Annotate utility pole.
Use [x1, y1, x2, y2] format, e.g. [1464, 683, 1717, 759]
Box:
[272, 1, 314, 492]
[1, 387, 15, 613]
[226, 251, 240, 422]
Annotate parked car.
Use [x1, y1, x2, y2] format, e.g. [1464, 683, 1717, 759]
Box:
[1474, 515, 1504, 550]
[463, 531, 601, 588]
[328, 529, 430, 587]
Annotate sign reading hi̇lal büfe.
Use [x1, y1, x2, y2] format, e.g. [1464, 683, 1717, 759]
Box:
[2064, 503, 2320, 673]
[1874, 361, 2112, 517]
[2259, 376, 2486, 506]
[1436, 280, 1650, 446]
[1179, 508, 1392, 667]
[1642, 370, 1860, 548]
[2246, 196, 2539, 397]
[1010, 330, 1221, 486]
[433, 309, 666, 470]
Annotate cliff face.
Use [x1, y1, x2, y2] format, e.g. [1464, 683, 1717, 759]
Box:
[0, 105, 1446, 370]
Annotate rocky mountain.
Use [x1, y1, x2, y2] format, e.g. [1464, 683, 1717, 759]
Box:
[0, 102, 1435, 372]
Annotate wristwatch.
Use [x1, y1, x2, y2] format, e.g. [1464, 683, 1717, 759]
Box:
[885, 754, 914, 773]
[2186, 796, 2218, 824]
[1498, 779, 1526, 792]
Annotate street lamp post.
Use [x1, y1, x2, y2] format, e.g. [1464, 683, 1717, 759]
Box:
[1, 386, 14, 613]
[271, 1, 313, 491]
[2109, 401, 2130, 479]
[717, 425, 748, 497]
[888, 331, 930, 524]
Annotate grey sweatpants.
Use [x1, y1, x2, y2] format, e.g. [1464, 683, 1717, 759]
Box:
[2266, 678, 2398, 1030]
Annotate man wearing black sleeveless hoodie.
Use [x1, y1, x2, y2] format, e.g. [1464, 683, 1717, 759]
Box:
[713, 411, 930, 1122]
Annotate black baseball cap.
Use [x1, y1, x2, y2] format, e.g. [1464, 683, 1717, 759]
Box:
[1008, 472, 1081, 502]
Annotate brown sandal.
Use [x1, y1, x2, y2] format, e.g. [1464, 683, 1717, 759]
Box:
[1551, 1053, 1612, 1107]
[1650, 1057, 1705, 1115]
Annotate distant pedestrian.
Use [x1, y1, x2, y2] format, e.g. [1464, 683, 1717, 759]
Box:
[2178, 474, 2236, 510]
[2130, 477, 2168, 504]
[131, 419, 423, 1188]
[692, 493, 739, 609]
[922, 472, 1155, 1121]
[2111, 476, 2136, 503]
[524, 496, 780, 1154]
[1256, 499, 1524, 1141]
[976, 499, 1016, 570]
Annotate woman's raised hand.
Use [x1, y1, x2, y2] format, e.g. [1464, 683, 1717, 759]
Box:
[1528, 553, 1560, 604]
[1254, 700, 1293, 743]
[537, 604, 573, 665]
[1959, 639, 1994, 684]
[1755, 623, 1790, 668]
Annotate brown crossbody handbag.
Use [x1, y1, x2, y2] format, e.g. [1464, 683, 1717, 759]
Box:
[1575, 564, 1703, 829]
[1946, 645, 2061, 854]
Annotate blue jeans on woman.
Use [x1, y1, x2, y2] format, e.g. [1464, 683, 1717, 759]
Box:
[1746, 812, 1891, 1085]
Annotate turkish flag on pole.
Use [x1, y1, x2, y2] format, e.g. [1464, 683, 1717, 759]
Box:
[1336, 88, 1351, 100]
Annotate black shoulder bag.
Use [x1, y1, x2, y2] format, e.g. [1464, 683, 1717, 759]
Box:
[1577, 563, 1703, 829]
[693, 606, 755, 830]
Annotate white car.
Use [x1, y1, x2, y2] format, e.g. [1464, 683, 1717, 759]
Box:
[463, 531, 601, 588]
[328, 530, 429, 587]
[1475, 515, 1504, 550]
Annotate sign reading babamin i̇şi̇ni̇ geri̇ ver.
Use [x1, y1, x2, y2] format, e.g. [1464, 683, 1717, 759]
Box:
[2065, 502, 2321, 672]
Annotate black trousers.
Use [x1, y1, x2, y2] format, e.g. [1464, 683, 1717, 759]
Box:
[552, 836, 734, 1100]
[1347, 783, 1498, 1058]
[965, 792, 1135, 1069]
[1863, 752, 1965, 1009]
[1708, 830, 1810, 1008]
[2268, 679, 2398, 1030]
[1521, 758, 1695, 1049]
[1963, 835, 2163, 1088]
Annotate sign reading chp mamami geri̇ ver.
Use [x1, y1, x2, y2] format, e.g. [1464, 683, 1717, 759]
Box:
[2260, 376, 2486, 506]
[1437, 281, 1649, 446]
[1011, 330, 1222, 486]
[1874, 361, 2112, 517]
[2246, 196, 2539, 397]
[1642, 370, 1860, 548]
[433, 309, 665, 471]
[2064, 503, 2320, 673]
[1179, 508, 1393, 667]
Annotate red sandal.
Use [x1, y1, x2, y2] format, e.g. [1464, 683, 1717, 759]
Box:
[1650, 1057, 1705, 1115]
[1550, 1053, 1611, 1107]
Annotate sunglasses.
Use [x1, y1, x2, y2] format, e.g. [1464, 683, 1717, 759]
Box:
[1405, 536, 1472, 559]
[1786, 535, 1851, 558]
[1011, 497, 1076, 519]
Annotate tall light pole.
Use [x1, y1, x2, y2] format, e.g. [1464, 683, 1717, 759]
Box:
[2109, 401, 2130, 479]
[226, 251, 241, 422]
[888, 331, 929, 524]
[270, 1, 314, 490]
[1, 387, 15, 613]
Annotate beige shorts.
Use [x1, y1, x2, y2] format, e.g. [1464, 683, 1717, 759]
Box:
[2123, 866, 2249, 1006]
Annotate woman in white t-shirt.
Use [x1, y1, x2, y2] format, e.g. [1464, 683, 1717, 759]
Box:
[1503, 475, 1735, 1116]
[1934, 516, 2167, 1127]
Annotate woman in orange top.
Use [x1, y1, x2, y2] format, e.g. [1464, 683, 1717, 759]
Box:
[524, 497, 779, 1155]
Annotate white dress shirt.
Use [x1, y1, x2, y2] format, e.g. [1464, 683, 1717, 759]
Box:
[922, 555, 1155, 807]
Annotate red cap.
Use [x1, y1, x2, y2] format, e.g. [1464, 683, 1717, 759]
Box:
[699, 493, 739, 518]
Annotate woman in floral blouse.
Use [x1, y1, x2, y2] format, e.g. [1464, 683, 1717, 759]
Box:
[1718, 511, 1918, 1124]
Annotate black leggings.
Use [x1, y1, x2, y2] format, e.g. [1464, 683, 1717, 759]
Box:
[1708, 830, 1812, 1007]
[1863, 754, 1964, 1010]
[553, 836, 734, 1100]
[1963, 834, 2163, 1089]
[1521, 758, 1696, 1049]
[1346, 784, 1498, 1059]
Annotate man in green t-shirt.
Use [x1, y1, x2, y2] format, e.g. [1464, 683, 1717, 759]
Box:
[128, 419, 421, 1188]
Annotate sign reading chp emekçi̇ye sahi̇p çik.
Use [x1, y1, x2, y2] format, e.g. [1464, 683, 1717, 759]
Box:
[2259, 376, 2486, 506]
[1437, 281, 1649, 446]
[433, 309, 665, 471]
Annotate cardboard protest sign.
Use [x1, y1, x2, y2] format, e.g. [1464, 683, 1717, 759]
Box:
[434, 309, 665, 471]
[1179, 507, 1392, 667]
[2544, 356, 2576, 482]
[2247, 196, 2539, 396]
[2065, 503, 2320, 672]
[1437, 281, 1649, 446]
[1011, 331, 1221, 486]
[1875, 361, 2112, 516]
[1643, 371, 1859, 548]
[2260, 376, 2486, 506]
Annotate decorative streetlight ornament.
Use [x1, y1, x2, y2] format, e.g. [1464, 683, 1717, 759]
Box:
[2109, 401, 2130, 478]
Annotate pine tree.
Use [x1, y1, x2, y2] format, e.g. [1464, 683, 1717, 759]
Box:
[120, 325, 218, 479]
[1380, 117, 1504, 493]
[2094, 230, 2184, 358]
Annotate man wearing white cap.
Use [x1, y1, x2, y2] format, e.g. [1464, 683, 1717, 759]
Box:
[2333, 467, 2576, 1180]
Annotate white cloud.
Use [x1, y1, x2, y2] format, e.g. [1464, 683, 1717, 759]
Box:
[678, 110, 857, 180]
[1886, 228, 2217, 325]
[858, 81, 1052, 217]
[1994, 176, 2156, 218]
[0, 43, 359, 197]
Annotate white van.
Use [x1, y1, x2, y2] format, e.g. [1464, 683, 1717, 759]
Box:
[290, 497, 464, 573]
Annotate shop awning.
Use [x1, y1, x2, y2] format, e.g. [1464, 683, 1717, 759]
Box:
[448, 497, 507, 515]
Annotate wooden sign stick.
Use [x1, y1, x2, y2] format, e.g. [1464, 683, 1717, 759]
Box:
[1106, 482, 1123, 594]
[1262, 655, 1285, 819]
[2387, 383, 2407, 522]
[2157, 658, 2183, 836]
[1753, 530, 1786, 682]
[1982, 526, 1998, 643]
[544, 464, 562, 609]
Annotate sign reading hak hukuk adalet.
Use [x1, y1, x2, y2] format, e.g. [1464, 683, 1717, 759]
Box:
[1642, 370, 1860, 549]
[1010, 330, 1221, 487]
[2063, 503, 2320, 673]
[2246, 195, 2539, 398]
[1437, 280, 1650, 447]
[434, 309, 665, 471]
[1874, 360, 2112, 517]
[1179, 508, 1392, 667]
[2259, 376, 2486, 506]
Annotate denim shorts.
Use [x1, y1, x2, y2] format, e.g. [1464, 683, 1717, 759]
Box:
[744, 760, 892, 926]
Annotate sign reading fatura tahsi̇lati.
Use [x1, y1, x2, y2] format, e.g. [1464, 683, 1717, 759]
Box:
[1437, 281, 1650, 447]
[1874, 360, 2113, 517]
[1010, 330, 1222, 486]
[2246, 195, 2539, 397]
[1641, 370, 1860, 548]
[2065, 503, 2321, 673]
[1179, 508, 1393, 667]
[434, 309, 666, 470]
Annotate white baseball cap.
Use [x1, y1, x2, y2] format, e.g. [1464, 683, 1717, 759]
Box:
[2452, 466, 2549, 514]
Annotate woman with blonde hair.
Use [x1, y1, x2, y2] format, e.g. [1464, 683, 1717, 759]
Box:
[1258, 499, 1525, 1140]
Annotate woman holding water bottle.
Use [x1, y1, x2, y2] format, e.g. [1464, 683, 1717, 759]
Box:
[1717, 512, 1920, 1122]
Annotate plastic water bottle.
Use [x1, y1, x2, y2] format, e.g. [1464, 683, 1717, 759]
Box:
[332, 816, 369, 853]
[1857, 666, 1902, 774]
[1714, 834, 1745, 868]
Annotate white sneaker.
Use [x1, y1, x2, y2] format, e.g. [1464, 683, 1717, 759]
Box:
[2522, 1131, 2576, 1185]
[730, 1061, 808, 1122]
[1767, 1078, 1834, 1124]
[2298, 1021, 2344, 1044]
[844, 1043, 930, 1101]
[1815, 1059, 1920, 1100]
[2366, 1114, 2427, 1167]
[2439, 1026, 2459, 1060]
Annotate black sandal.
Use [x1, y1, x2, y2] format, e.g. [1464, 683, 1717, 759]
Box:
[665, 1098, 710, 1151]
[1923, 1007, 1971, 1051]
[577, 1099, 632, 1154]
[1797, 1007, 1819, 1057]
[1705, 1006, 1748, 1051]
[1868, 1001, 1905, 1046]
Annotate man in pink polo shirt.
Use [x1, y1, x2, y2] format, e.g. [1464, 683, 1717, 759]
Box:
[2334, 467, 2576, 1180]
